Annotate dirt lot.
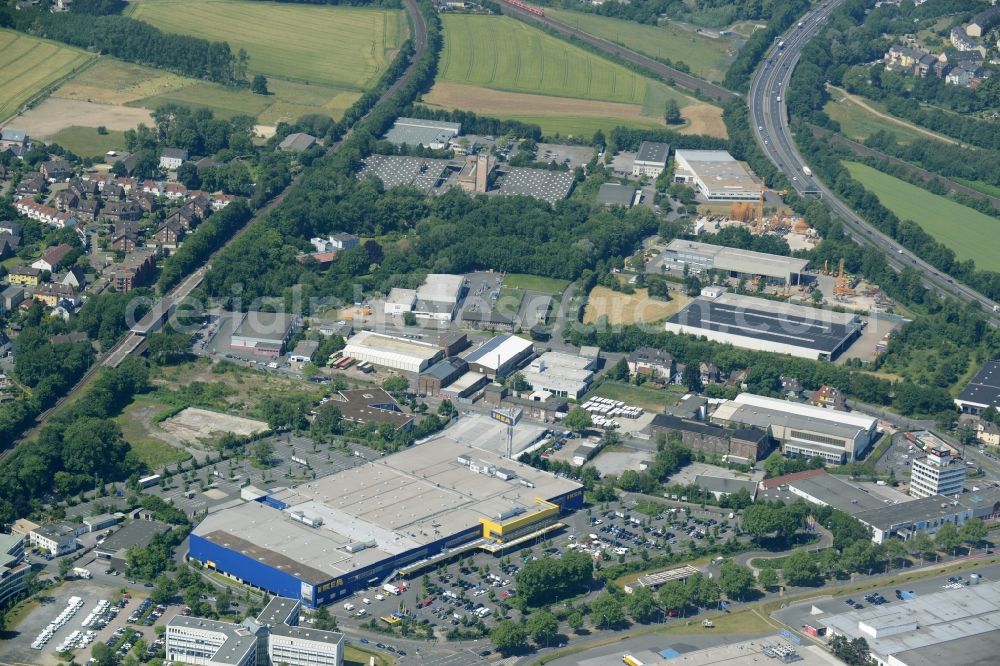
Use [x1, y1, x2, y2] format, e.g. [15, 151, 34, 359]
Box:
[160, 407, 267, 444]
[678, 103, 727, 138]
[9, 98, 152, 139]
[583, 286, 691, 325]
[424, 82, 655, 122]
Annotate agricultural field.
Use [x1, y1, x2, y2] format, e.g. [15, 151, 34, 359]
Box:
[546, 8, 737, 83]
[127, 0, 403, 90]
[0, 28, 93, 122]
[844, 161, 1000, 272]
[583, 286, 691, 325]
[429, 15, 725, 139]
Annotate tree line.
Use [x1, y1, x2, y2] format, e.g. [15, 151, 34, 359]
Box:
[2, 5, 244, 85]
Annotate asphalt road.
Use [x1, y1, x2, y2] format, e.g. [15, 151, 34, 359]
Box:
[748, 1, 1000, 323]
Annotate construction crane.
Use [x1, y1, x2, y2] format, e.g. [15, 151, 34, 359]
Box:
[834, 257, 855, 297]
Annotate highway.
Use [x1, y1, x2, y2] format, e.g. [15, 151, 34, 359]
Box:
[748, 0, 1000, 324]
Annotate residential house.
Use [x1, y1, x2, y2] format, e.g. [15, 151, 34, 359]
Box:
[62, 267, 86, 289]
[915, 52, 938, 77]
[142, 180, 164, 196]
[947, 66, 976, 86]
[210, 193, 237, 210]
[278, 132, 317, 152]
[966, 6, 1000, 38]
[53, 189, 79, 211]
[102, 183, 125, 201]
[1, 285, 24, 313]
[884, 45, 928, 73]
[941, 49, 984, 69]
[34, 283, 79, 308]
[49, 331, 88, 345]
[330, 232, 359, 250]
[151, 219, 184, 247]
[810, 385, 847, 410]
[102, 200, 143, 224]
[780, 375, 804, 400]
[159, 148, 188, 170]
[40, 158, 72, 182]
[15, 173, 46, 197]
[114, 251, 156, 292]
[977, 420, 1000, 446]
[0, 221, 21, 237]
[950, 26, 984, 53]
[111, 231, 140, 252]
[14, 199, 76, 228]
[118, 153, 139, 176]
[0, 232, 19, 259]
[8, 266, 41, 286]
[135, 192, 159, 213]
[165, 206, 198, 230]
[74, 198, 100, 222]
[188, 195, 212, 219]
[68, 178, 98, 198]
[626, 347, 675, 382]
[164, 182, 187, 200]
[699, 362, 720, 385]
[194, 156, 220, 171]
[0, 128, 28, 157]
[32, 243, 73, 272]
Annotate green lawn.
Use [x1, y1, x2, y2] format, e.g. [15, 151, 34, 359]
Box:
[546, 8, 735, 83]
[128, 0, 403, 90]
[824, 88, 945, 146]
[843, 161, 1000, 271]
[439, 15, 653, 104]
[47, 126, 127, 158]
[503, 273, 570, 294]
[0, 28, 93, 121]
[585, 381, 674, 412]
[953, 177, 1000, 200]
[345, 645, 392, 666]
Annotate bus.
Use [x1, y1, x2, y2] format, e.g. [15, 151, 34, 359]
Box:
[623, 655, 644, 666]
[138, 474, 161, 489]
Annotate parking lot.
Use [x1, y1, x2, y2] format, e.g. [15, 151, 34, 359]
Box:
[772, 562, 1000, 639]
[535, 143, 595, 169]
[0, 579, 176, 665]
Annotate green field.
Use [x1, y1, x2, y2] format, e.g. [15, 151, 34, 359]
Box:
[954, 177, 1000, 199]
[584, 381, 680, 412]
[824, 88, 945, 146]
[128, 0, 402, 90]
[0, 28, 93, 122]
[503, 273, 571, 294]
[440, 15, 655, 104]
[47, 126, 128, 158]
[844, 161, 1000, 271]
[546, 8, 735, 83]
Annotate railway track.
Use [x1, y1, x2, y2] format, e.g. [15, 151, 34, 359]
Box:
[3, 0, 429, 454]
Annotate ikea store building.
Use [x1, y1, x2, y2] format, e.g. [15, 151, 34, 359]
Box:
[188, 434, 582, 607]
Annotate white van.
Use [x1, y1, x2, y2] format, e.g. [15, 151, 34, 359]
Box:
[362, 598, 371, 604]
[343, 603, 355, 611]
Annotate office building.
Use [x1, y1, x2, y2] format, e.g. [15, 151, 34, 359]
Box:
[646, 413, 772, 462]
[166, 596, 343, 666]
[852, 494, 971, 544]
[29, 522, 80, 555]
[765, 469, 886, 515]
[712, 393, 879, 464]
[0, 533, 28, 606]
[909, 447, 966, 499]
[632, 141, 670, 177]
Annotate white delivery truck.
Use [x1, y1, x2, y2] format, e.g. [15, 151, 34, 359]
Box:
[802, 166, 813, 177]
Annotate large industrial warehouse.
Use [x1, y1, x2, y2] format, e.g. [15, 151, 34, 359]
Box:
[664, 292, 862, 360]
[186, 435, 583, 607]
[662, 239, 810, 286]
[342, 330, 443, 373]
[673, 150, 763, 200]
[712, 393, 879, 464]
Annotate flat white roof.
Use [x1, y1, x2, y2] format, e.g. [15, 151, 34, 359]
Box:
[193, 434, 580, 580]
[731, 393, 877, 431]
[343, 330, 441, 360]
[417, 274, 464, 304]
[463, 335, 533, 370]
